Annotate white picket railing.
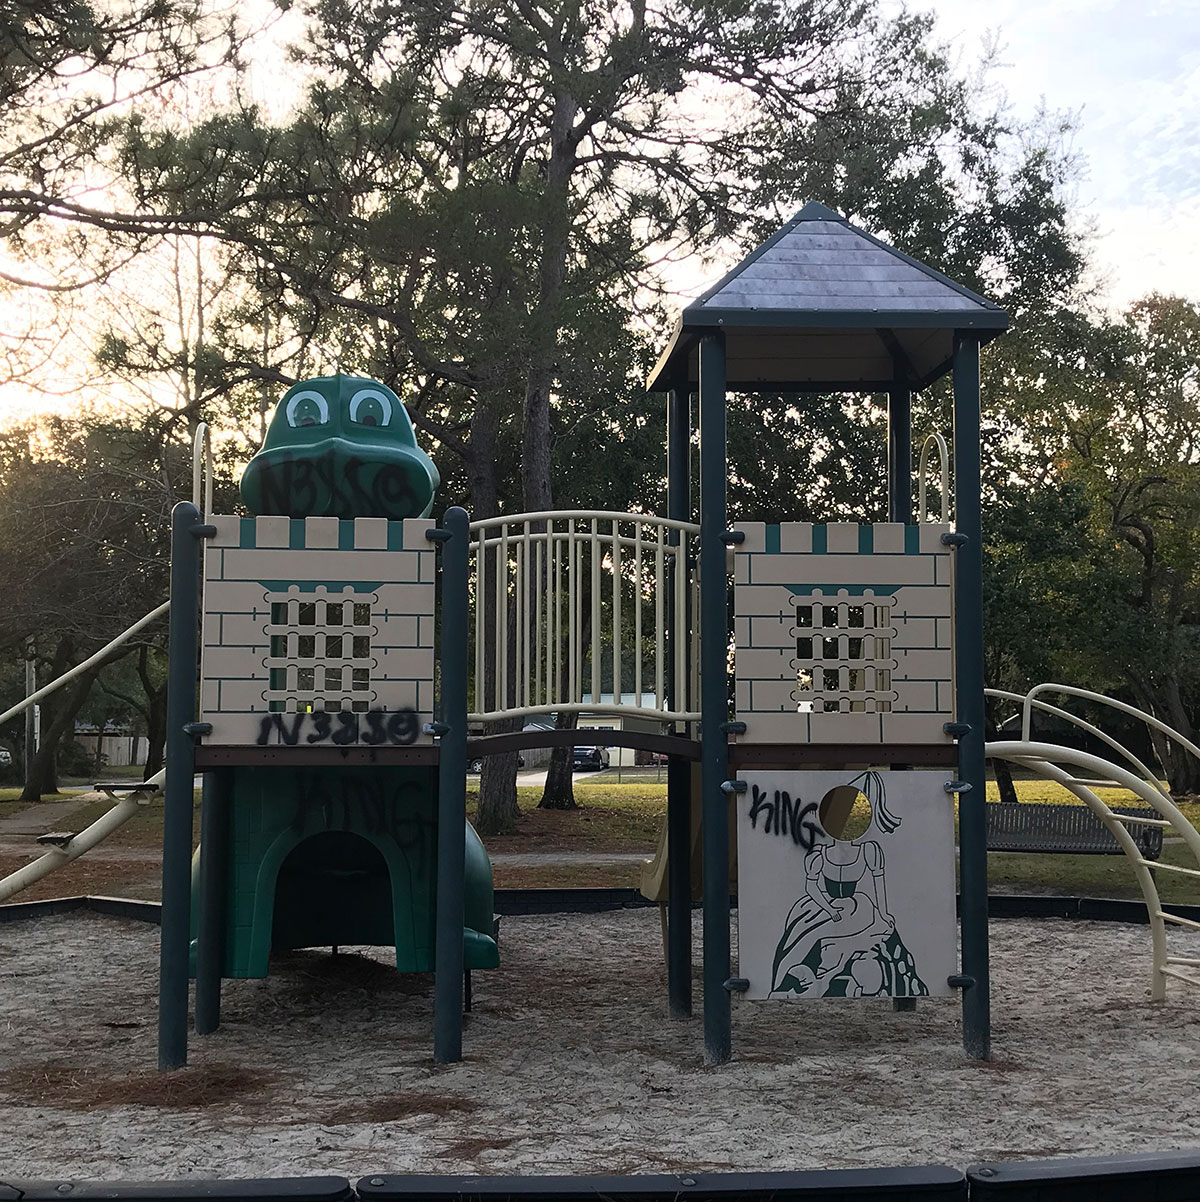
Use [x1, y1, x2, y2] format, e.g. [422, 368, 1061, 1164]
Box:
[468, 511, 700, 725]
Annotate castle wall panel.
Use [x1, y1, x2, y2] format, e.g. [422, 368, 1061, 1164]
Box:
[733, 524, 956, 748]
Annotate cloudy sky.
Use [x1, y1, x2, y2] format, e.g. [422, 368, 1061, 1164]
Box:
[915, 0, 1200, 309]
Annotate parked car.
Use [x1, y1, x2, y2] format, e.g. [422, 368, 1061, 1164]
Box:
[571, 745, 610, 771]
[468, 754, 524, 773]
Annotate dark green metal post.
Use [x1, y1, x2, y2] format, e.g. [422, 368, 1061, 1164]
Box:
[889, 361, 915, 1017]
[698, 332, 730, 1064]
[195, 768, 231, 1035]
[953, 332, 990, 1060]
[666, 375, 692, 1018]
[434, 507, 469, 1064]
[158, 501, 203, 1070]
[888, 362, 912, 524]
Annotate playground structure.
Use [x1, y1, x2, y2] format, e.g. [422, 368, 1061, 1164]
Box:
[4, 202, 1200, 1074]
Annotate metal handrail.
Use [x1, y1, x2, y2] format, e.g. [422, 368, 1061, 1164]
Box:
[918, 432, 950, 523]
[469, 511, 699, 726]
[469, 509, 700, 537]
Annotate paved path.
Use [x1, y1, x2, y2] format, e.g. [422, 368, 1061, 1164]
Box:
[0, 793, 104, 838]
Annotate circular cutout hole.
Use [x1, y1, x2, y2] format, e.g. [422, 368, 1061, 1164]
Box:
[818, 785, 872, 841]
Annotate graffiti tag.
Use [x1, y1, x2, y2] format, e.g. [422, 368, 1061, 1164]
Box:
[256, 707, 420, 747]
[748, 783, 821, 850]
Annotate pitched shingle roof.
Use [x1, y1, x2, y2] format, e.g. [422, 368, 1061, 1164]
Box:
[648, 202, 1007, 392]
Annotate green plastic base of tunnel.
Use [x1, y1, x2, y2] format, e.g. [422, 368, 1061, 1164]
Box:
[189, 764, 497, 978]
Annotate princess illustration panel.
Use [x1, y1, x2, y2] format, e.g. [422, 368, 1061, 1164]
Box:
[736, 769, 957, 1001]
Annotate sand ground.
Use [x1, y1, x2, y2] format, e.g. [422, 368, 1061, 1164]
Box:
[1, 907, 1198, 1182]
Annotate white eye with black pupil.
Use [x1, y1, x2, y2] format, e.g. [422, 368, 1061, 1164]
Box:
[348, 388, 392, 427]
[285, 390, 330, 428]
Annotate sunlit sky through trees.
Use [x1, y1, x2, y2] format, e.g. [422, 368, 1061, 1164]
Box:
[0, 0, 1196, 425]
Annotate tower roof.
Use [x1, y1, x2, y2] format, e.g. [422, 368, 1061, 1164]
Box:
[648, 202, 1008, 392]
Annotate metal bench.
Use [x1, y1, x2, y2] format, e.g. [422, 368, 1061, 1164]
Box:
[985, 802, 1164, 860]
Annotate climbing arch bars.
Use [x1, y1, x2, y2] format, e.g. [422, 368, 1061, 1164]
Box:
[986, 740, 1200, 997]
[468, 511, 700, 724]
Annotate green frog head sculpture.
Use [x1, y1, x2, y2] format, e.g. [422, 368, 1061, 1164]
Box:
[240, 374, 440, 520]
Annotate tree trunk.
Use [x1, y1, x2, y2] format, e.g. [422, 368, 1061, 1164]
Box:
[472, 408, 523, 835]
[1127, 669, 1200, 796]
[523, 92, 581, 810]
[20, 639, 72, 800]
[21, 660, 98, 801]
[144, 682, 167, 778]
[993, 752, 1020, 805]
[540, 711, 578, 809]
[136, 643, 167, 779]
[539, 581, 591, 810]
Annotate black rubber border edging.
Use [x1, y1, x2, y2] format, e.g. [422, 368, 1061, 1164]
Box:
[5, 890, 1199, 926]
[968, 1147, 1200, 1199]
[0, 1178, 353, 1202]
[0, 895, 162, 925]
[357, 1166, 967, 1200]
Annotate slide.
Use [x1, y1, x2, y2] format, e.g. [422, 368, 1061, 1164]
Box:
[639, 761, 738, 902]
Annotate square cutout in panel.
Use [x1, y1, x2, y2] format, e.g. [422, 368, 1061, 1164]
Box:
[794, 594, 897, 714]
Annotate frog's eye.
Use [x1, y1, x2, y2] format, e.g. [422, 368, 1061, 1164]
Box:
[285, 390, 330, 428]
[348, 388, 392, 428]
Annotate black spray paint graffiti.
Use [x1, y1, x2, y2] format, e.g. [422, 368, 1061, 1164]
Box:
[290, 771, 436, 854]
[748, 783, 821, 850]
[254, 451, 420, 520]
[256, 707, 420, 747]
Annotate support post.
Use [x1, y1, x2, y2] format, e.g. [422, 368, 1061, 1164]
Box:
[666, 373, 692, 1018]
[698, 333, 730, 1064]
[195, 767, 232, 1035]
[888, 362, 912, 524]
[23, 647, 35, 778]
[158, 501, 203, 1070]
[889, 360, 914, 1017]
[953, 332, 990, 1060]
[434, 507, 469, 1064]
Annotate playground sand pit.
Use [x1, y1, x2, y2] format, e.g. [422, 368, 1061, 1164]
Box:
[2, 907, 1199, 1181]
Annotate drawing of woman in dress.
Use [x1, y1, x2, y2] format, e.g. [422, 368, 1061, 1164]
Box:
[769, 772, 927, 999]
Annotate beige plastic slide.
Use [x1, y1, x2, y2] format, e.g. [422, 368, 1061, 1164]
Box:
[639, 762, 739, 901]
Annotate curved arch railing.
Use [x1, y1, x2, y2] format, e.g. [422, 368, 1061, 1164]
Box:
[1021, 684, 1200, 782]
[918, 432, 950, 524]
[986, 741, 1200, 998]
[986, 686, 1170, 800]
[192, 422, 213, 515]
[469, 511, 701, 725]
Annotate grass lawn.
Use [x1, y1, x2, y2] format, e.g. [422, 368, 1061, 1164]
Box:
[981, 843, 1200, 904]
[3, 773, 1199, 903]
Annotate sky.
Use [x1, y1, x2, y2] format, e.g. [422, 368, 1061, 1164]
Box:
[913, 0, 1200, 310]
[3, 1, 1199, 424]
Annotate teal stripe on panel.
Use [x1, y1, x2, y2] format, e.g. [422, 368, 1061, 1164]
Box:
[784, 585, 899, 597]
[905, 525, 921, 554]
[260, 580, 382, 593]
[858, 526, 873, 554]
[338, 521, 355, 551]
[765, 525, 780, 554]
[240, 518, 257, 548]
[289, 519, 305, 549]
[811, 525, 828, 554]
[387, 521, 406, 551]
